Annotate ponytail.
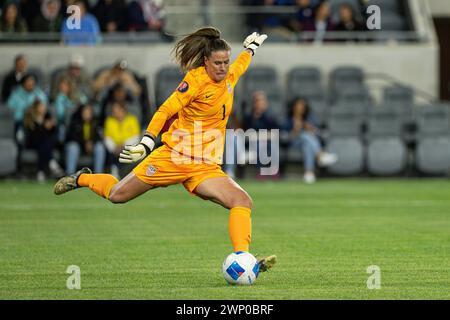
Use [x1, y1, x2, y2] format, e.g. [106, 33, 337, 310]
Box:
[173, 27, 231, 72]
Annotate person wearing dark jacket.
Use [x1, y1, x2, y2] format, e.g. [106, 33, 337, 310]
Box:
[243, 90, 279, 175]
[23, 99, 63, 182]
[65, 103, 106, 174]
[1, 54, 27, 102]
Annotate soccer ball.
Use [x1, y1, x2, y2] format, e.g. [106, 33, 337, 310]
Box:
[222, 251, 260, 285]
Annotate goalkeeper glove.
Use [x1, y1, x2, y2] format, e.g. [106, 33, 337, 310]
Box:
[119, 134, 155, 164]
[243, 32, 268, 56]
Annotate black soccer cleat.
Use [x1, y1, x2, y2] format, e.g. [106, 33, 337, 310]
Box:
[53, 167, 92, 195]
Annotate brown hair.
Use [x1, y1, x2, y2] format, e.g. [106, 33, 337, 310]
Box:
[172, 27, 231, 72]
[24, 100, 45, 130]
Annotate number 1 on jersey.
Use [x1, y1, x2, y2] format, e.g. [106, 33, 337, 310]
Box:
[222, 104, 226, 120]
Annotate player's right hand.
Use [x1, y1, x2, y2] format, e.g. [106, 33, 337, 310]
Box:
[119, 134, 155, 164]
[243, 32, 268, 56]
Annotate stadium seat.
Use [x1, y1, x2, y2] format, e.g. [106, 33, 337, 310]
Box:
[243, 66, 278, 93]
[155, 66, 184, 107]
[367, 105, 403, 138]
[325, 103, 365, 175]
[414, 104, 450, 175]
[0, 139, 18, 176]
[367, 138, 407, 175]
[415, 137, 450, 175]
[0, 108, 15, 139]
[327, 103, 366, 136]
[325, 137, 364, 175]
[383, 84, 414, 106]
[329, 66, 365, 103]
[334, 85, 372, 107]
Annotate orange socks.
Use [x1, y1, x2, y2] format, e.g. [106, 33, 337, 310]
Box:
[78, 173, 118, 199]
[229, 207, 252, 252]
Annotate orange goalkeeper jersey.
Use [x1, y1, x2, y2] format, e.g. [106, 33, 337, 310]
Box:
[146, 51, 252, 164]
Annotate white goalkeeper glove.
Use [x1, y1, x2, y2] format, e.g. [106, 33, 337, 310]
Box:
[119, 134, 155, 164]
[243, 32, 268, 56]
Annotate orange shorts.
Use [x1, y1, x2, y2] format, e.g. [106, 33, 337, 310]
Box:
[133, 144, 228, 194]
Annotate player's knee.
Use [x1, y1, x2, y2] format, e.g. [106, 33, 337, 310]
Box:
[108, 186, 129, 204]
[230, 192, 253, 209]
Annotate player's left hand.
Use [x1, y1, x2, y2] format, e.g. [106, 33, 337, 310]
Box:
[243, 32, 268, 55]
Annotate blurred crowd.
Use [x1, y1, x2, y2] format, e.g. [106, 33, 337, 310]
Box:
[242, 0, 370, 41]
[2, 53, 150, 182]
[0, 0, 166, 44]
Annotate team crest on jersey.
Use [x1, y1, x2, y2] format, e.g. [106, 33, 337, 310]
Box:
[227, 81, 232, 93]
[146, 164, 157, 176]
[177, 81, 189, 93]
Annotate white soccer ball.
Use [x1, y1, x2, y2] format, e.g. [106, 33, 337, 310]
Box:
[222, 251, 260, 285]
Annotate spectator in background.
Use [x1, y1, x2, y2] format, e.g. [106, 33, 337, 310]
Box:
[99, 82, 136, 126]
[303, 1, 334, 43]
[281, 97, 337, 184]
[53, 76, 79, 143]
[23, 100, 63, 182]
[32, 0, 63, 33]
[93, 59, 141, 101]
[19, 0, 41, 29]
[7, 74, 48, 136]
[103, 102, 140, 178]
[335, 3, 364, 32]
[61, 0, 101, 45]
[243, 91, 279, 177]
[51, 54, 91, 104]
[127, 0, 165, 32]
[289, 0, 316, 32]
[1, 54, 28, 102]
[65, 103, 105, 174]
[0, 2, 28, 33]
[246, 0, 293, 40]
[92, 0, 127, 33]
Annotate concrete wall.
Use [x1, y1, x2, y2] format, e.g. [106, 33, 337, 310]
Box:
[0, 41, 439, 104]
[428, 0, 450, 17]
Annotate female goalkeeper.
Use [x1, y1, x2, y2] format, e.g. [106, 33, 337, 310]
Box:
[54, 27, 276, 272]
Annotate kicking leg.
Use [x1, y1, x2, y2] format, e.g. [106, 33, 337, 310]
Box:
[194, 176, 276, 271]
[54, 168, 153, 203]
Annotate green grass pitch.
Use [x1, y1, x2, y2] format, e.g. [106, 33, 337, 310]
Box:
[0, 179, 449, 299]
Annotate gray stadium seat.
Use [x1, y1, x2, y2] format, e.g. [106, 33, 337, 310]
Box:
[244, 66, 278, 93]
[367, 105, 403, 138]
[155, 66, 184, 107]
[329, 66, 365, 103]
[288, 66, 322, 85]
[383, 85, 414, 106]
[416, 104, 450, 137]
[367, 138, 407, 175]
[326, 137, 364, 175]
[0, 139, 18, 176]
[326, 102, 366, 175]
[415, 104, 450, 175]
[327, 103, 366, 136]
[0, 108, 15, 139]
[335, 85, 372, 106]
[415, 137, 450, 175]
[330, 66, 364, 85]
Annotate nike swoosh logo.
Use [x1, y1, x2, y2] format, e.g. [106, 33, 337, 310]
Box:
[206, 94, 213, 98]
